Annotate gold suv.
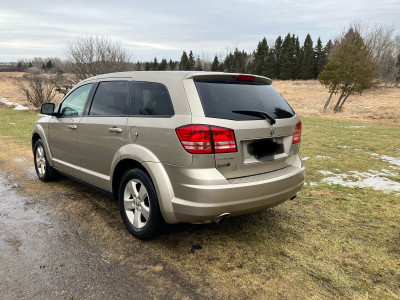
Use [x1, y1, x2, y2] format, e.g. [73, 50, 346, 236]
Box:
[33, 71, 305, 239]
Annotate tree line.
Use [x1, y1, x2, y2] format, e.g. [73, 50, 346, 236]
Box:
[12, 23, 400, 111]
[129, 34, 333, 81]
[15, 33, 332, 81]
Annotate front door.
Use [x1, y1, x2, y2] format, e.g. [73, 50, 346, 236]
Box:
[48, 83, 94, 177]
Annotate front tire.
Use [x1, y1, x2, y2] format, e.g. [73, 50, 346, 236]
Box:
[118, 169, 164, 240]
[34, 139, 57, 182]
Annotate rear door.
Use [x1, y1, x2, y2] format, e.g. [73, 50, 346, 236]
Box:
[77, 80, 130, 188]
[187, 75, 300, 179]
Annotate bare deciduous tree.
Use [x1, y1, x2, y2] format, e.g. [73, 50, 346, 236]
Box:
[64, 35, 133, 82]
[350, 21, 399, 85]
[16, 68, 60, 107]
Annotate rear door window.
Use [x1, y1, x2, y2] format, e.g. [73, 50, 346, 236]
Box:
[131, 81, 174, 117]
[89, 81, 130, 116]
[195, 81, 295, 121]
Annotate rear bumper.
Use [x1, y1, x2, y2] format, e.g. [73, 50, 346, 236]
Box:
[163, 162, 305, 223]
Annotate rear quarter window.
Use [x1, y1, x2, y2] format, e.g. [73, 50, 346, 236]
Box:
[195, 81, 295, 121]
[131, 81, 174, 117]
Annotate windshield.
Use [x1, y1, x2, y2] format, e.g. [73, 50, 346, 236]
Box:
[195, 81, 295, 121]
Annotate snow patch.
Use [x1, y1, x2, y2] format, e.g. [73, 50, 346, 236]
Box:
[302, 157, 310, 161]
[369, 153, 400, 167]
[319, 170, 333, 175]
[321, 170, 400, 194]
[346, 125, 366, 129]
[0, 97, 29, 110]
[315, 155, 330, 159]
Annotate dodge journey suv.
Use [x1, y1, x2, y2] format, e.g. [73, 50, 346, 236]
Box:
[32, 71, 305, 239]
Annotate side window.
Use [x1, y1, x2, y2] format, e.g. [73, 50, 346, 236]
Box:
[131, 82, 174, 117]
[59, 84, 93, 117]
[89, 81, 130, 116]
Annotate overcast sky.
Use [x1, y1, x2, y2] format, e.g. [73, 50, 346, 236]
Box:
[1, 0, 399, 62]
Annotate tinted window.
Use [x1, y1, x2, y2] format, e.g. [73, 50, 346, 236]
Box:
[89, 81, 129, 116]
[59, 83, 93, 117]
[195, 81, 295, 121]
[131, 82, 174, 117]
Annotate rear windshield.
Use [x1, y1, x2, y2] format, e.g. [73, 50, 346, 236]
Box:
[195, 81, 295, 121]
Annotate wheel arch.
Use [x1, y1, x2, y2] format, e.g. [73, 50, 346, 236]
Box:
[32, 132, 41, 151]
[111, 155, 177, 224]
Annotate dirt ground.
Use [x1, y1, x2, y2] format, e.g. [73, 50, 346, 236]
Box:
[0, 152, 211, 299]
[0, 72, 399, 125]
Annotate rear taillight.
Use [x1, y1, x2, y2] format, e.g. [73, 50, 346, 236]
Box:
[176, 125, 237, 154]
[293, 121, 302, 144]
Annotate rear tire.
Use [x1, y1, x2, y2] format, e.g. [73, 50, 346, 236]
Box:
[118, 168, 164, 240]
[34, 139, 57, 182]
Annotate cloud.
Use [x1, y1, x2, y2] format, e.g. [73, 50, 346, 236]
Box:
[1, 0, 399, 62]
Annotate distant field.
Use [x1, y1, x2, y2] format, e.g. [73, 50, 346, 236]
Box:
[0, 108, 399, 299]
[0, 72, 399, 125]
[273, 80, 400, 125]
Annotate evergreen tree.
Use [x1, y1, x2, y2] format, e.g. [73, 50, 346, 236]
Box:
[135, 62, 141, 71]
[224, 49, 250, 73]
[265, 48, 276, 79]
[325, 39, 333, 58]
[314, 37, 327, 76]
[145, 62, 150, 71]
[158, 58, 167, 70]
[180, 51, 190, 70]
[301, 34, 315, 79]
[319, 30, 377, 111]
[188, 51, 195, 70]
[253, 37, 269, 76]
[195, 56, 203, 71]
[396, 54, 400, 84]
[46, 59, 53, 69]
[211, 55, 220, 71]
[28, 62, 33, 68]
[17, 61, 22, 69]
[42, 62, 46, 70]
[280, 34, 296, 79]
[168, 59, 174, 70]
[152, 57, 158, 70]
[294, 35, 302, 78]
[273, 36, 283, 78]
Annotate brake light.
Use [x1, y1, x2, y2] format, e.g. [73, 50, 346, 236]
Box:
[293, 121, 302, 144]
[176, 125, 237, 154]
[235, 74, 255, 82]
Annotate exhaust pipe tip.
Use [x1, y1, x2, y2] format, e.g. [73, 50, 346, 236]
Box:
[213, 213, 230, 224]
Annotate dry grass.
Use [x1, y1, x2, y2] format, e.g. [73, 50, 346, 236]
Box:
[273, 80, 400, 125]
[0, 108, 399, 299]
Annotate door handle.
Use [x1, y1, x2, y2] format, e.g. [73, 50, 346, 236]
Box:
[108, 127, 122, 133]
[68, 124, 77, 129]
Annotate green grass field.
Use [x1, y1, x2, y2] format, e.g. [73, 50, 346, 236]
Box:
[0, 107, 399, 299]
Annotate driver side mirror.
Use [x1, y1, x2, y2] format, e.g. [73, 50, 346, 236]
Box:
[40, 103, 56, 115]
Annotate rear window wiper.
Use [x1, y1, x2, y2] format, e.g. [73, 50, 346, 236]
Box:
[232, 110, 276, 125]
